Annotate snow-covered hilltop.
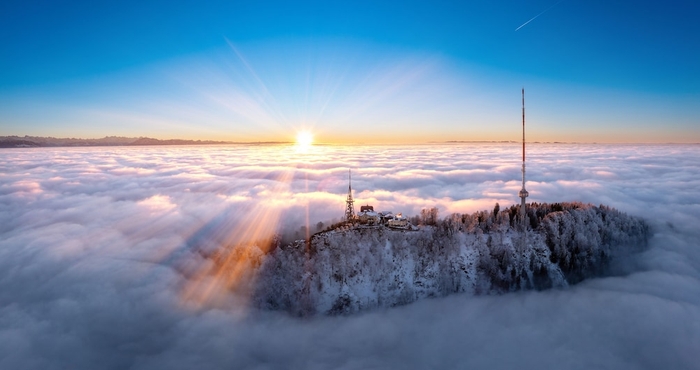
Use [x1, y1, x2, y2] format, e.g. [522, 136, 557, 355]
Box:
[191, 202, 649, 315]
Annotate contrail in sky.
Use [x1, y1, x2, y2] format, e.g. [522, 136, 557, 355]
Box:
[515, 0, 566, 31]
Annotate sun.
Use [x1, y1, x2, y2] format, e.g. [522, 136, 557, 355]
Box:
[295, 131, 314, 148]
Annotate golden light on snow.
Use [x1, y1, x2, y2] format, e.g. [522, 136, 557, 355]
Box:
[180, 168, 296, 310]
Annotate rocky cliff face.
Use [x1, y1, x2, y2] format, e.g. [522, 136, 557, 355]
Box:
[198, 203, 649, 316]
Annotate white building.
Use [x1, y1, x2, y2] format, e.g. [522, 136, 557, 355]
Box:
[358, 210, 380, 225]
[387, 213, 409, 228]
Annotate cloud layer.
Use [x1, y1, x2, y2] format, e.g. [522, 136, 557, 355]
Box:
[1, 143, 699, 369]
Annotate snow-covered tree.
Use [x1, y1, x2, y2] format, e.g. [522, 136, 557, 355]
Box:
[192, 203, 649, 316]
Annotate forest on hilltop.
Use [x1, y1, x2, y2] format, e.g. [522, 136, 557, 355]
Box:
[184, 202, 649, 316]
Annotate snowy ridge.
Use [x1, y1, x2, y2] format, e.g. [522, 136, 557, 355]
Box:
[241, 203, 649, 315]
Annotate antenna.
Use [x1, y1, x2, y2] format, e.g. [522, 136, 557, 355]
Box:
[345, 169, 355, 221]
[518, 88, 529, 224]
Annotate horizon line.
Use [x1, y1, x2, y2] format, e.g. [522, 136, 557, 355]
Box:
[1, 135, 698, 147]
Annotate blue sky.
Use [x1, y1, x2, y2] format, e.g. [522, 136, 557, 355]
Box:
[1, 0, 699, 142]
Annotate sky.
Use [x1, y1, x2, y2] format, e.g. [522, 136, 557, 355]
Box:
[1, 1, 699, 142]
[1, 143, 699, 369]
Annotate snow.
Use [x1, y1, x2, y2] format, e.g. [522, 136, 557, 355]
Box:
[246, 203, 649, 315]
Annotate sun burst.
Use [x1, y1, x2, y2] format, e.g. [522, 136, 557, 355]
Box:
[295, 131, 314, 149]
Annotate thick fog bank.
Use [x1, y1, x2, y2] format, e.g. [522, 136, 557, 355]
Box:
[1, 144, 699, 369]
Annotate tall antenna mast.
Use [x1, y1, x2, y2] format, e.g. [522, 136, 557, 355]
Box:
[345, 169, 355, 221]
[518, 88, 529, 225]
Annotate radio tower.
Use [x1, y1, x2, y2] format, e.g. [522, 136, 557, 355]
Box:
[518, 88, 529, 225]
[345, 169, 355, 221]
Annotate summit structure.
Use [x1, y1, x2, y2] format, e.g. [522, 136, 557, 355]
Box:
[518, 88, 529, 223]
[345, 169, 355, 221]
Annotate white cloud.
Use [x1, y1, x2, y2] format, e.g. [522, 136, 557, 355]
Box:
[0, 143, 699, 369]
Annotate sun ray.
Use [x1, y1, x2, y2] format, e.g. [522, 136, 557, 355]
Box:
[180, 168, 296, 310]
[295, 130, 314, 151]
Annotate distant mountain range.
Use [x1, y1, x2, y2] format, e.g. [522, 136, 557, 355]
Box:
[0, 136, 287, 148]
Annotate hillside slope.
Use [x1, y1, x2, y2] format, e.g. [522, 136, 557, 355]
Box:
[192, 203, 649, 315]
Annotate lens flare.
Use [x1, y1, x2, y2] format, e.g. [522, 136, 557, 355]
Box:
[296, 131, 314, 148]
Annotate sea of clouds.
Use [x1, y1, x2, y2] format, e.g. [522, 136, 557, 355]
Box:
[1, 143, 699, 369]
